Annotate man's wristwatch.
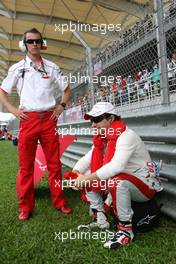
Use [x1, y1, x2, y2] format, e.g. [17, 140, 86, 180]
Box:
[60, 102, 66, 110]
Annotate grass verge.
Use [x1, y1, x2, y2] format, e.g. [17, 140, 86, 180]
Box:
[0, 141, 176, 264]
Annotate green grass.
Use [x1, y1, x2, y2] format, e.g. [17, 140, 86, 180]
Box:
[0, 141, 176, 264]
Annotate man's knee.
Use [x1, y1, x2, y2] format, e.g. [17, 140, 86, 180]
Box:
[109, 179, 129, 195]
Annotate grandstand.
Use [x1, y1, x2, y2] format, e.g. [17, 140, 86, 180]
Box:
[0, 1, 176, 115]
[67, 1, 176, 117]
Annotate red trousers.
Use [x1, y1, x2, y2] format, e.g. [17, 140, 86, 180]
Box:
[16, 111, 65, 212]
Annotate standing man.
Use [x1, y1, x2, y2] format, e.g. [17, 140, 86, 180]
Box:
[0, 28, 72, 220]
[73, 102, 162, 249]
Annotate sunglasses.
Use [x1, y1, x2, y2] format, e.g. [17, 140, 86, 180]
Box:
[90, 115, 105, 123]
[25, 39, 42, 44]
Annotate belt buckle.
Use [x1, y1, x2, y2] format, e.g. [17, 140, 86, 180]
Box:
[38, 113, 45, 118]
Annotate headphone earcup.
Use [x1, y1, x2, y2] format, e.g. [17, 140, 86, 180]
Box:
[41, 39, 47, 50]
[19, 40, 27, 52]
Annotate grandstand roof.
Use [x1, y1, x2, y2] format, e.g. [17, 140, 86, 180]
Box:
[0, 0, 155, 75]
[0, 0, 171, 110]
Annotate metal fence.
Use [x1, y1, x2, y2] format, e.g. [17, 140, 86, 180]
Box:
[67, 0, 176, 116]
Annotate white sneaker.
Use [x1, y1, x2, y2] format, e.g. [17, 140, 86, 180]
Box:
[77, 211, 110, 230]
[104, 224, 134, 249]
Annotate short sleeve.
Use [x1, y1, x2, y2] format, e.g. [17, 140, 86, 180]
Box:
[1, 67, 18, 94]
[53, 66, 68, 91]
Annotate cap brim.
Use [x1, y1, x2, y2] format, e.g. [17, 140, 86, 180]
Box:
[84, 110, 118, 120]
[84, 114, 92, 120]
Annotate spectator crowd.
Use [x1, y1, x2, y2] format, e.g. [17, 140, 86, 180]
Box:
[67, 50, 176, 111]
[67, 0, 176, 111]
[73, 1, 176, 79]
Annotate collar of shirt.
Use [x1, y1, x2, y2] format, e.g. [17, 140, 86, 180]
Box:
[25, 55, 39, 66]
[25, 55, 49, 78]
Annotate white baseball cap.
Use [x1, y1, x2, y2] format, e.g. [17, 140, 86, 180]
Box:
[84, 102, 118, 120]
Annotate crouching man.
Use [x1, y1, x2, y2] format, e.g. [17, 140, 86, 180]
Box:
[73, 102, 163, 249]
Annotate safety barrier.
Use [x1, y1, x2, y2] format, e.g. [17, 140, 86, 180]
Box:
[59, 104, 176, 220]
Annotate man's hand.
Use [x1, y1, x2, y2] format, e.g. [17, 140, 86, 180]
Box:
[12, 108, 28, 120]
[50, 105, 64, 120]
[0, 90, 28, 120]
[72, 170, 80, 175]
[73, 172, 99, 190]
[73, 173, 90, 190]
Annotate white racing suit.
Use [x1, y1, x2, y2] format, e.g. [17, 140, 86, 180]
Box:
[73, 127, 163, 223]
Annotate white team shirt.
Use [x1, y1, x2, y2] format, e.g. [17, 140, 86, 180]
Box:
[73, 127, 162, 192]
[1, 56, 68, 111]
